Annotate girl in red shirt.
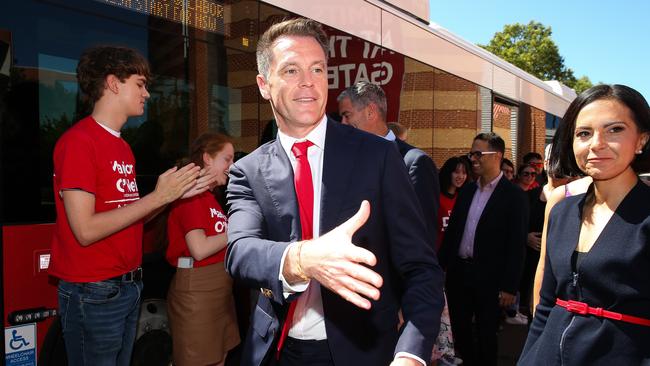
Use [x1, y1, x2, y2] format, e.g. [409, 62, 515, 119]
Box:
[166, 133, 239, 366]
[437, 156, 470, 251]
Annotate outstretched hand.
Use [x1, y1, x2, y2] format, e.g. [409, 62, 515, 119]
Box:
[180, 166, 219, 199]
[154, 163, 201, 204]
[296, 200, 383, 310]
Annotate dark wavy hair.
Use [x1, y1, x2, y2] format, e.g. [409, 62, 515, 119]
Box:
[549, 84, 650, 177]
[439, 156, 471, 193]
[76, 46, 150, 105]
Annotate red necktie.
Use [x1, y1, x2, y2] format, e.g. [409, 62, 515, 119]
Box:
[277, 140, 315, 358]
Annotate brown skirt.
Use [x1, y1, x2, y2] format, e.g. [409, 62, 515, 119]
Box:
[167, 261, 240, 366]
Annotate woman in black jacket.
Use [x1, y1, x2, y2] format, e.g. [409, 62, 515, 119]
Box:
[519, 84, 650, 365]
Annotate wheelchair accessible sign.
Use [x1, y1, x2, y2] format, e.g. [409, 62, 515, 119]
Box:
[5, 324, 36, 365]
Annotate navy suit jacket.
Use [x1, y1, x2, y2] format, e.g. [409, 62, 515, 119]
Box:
[519, 181, 650, 365]
[226, 119, 444, 366]
[439, 175, 528, 294]
[395, 138, 440, 248]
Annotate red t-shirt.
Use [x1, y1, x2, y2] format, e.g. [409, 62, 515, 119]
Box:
[49, 116, 143, 282]
[436, 192, 457, 251]
[166, 191, 228, 267]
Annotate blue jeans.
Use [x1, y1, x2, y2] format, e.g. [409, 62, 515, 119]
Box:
[58, 279, 143, 366]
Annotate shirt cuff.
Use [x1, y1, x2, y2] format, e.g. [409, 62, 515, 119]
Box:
[279, 242, 310, 298]
[394, 352, 426, 366]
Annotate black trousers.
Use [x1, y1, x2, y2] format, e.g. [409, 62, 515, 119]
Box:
[445, 258, 500, 366]
[278, 337, 334, 366]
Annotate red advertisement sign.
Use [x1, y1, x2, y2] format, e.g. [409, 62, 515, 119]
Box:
[325, 28, 405, 123]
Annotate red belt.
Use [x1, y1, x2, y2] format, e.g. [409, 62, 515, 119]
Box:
[556, 298, 650, 327]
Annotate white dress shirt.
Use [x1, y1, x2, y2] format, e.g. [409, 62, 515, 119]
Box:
[277, 115, 327, 340]
[458, 172, 503, 258]
[383, 129, 397, 141]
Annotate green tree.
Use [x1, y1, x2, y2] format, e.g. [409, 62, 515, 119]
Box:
[481, 21, 592, 93]
[571, 75, 594, 94]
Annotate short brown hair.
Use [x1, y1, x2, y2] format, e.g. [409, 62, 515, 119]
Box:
[256, 17, 329, 79]
[77, 46, 151, 104]
[189, 132, 234, 168]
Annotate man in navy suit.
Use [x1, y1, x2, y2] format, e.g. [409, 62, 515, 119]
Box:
[439, 132, 528, 365]
[338, 82, 440, 247]
[226, 18, 444, 366]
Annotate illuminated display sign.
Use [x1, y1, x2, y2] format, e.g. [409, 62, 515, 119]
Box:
[96, 0, 225, 34]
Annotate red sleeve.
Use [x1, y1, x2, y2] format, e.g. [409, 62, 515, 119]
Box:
[173, 196, 208, 235]
[54, 131, 96, 194]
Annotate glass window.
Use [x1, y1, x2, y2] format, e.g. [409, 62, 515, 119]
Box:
[0, 0, 259, 223]
[545, 112, 562, 144]
[493, 100, 516, 162]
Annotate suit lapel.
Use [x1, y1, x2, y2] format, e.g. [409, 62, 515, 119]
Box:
[320, 120, 360, 234]
[258, 138, 301, 241]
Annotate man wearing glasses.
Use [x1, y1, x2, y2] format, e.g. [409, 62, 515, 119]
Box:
[439, 132, 528, 366]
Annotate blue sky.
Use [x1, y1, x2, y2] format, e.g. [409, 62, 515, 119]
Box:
[429, 0, 650, 101]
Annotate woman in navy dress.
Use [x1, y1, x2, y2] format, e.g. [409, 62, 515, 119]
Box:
[519, 84, 650, 365]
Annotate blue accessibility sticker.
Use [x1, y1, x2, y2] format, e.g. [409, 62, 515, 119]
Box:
[5, 324, 36, 366]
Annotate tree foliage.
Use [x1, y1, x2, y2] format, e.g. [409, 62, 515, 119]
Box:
[481, 21, 592, 93]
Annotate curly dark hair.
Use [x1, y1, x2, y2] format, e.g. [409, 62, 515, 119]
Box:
[76, 46, 151, 105]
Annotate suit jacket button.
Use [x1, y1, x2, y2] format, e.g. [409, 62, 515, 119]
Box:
[262, 288, 273, 298]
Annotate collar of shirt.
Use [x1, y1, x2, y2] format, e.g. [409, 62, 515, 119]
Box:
[383, 129, 397, 141]
[477, 171, 503, 192]
[277, 115, 327, 158]
[94, 119, 121, 137]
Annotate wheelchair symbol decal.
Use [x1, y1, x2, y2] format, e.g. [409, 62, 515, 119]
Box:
[9, 329, 30, 351]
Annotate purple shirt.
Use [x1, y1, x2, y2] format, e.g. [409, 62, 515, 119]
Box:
[458, 172, 503, 258]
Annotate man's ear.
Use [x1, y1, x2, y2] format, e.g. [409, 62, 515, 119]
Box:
[366, 103, 377, 120]
[105, 74, 120, 94]
[256, 74, 271, 100]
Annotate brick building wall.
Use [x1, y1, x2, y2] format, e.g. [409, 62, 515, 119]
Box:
[431, 69, 480, 167]
[516, 105, 547, 167]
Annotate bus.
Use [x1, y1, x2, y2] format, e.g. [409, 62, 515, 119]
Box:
[0, 0, 574, 364]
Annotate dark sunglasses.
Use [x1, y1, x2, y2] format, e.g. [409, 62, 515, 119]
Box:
[467, 151, 497, 159]
[521, 171, 537, 177]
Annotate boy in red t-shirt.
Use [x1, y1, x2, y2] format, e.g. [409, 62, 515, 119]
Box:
[50, 46, 211, 366]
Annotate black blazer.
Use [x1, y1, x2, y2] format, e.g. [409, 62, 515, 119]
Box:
[519, 181, 650, 365]
[439, 175, 528, 294]
[226, 119, 444, 366]
[395, 138, 440, 247]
